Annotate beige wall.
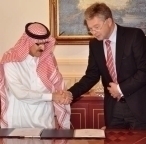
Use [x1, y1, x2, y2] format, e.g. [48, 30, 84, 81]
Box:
[0, 0, 48, 57]
[0, 0, 102, 92]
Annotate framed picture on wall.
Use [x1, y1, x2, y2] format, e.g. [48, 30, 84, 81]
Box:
[49, 0, 92, 45]
[49, 0, 146, 45]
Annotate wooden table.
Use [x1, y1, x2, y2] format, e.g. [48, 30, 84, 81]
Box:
[0, 129, 146, 144]
[69, 129, 146, 144]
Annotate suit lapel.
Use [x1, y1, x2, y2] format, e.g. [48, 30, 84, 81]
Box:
[98, 41, 107, 68]
[116, 25, 125, 78]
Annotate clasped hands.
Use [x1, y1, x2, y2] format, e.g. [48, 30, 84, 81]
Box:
[52, 90, 73, 105]
[107, 82, 121, 100]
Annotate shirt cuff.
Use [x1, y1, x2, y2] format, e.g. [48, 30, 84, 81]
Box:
[117, 84, 123, 97]
[42, 93, 52, 101]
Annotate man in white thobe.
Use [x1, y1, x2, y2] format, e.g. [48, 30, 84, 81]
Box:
[0, 22, 72, 132]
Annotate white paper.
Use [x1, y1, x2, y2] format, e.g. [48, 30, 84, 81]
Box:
[9, 128, 43, 137]
[74, 129, 105, 138]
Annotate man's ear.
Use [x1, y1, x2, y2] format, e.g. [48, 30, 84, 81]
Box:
[107, 18, 113, 27]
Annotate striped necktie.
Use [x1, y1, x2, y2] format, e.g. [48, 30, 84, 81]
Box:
[105, 40, 117, 83]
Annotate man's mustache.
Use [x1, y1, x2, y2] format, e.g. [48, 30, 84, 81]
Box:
[38, 49, 44, 52]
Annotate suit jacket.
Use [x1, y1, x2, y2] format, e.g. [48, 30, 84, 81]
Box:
[68, 25, 146, 127]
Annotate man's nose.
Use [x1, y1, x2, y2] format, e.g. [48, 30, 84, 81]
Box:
[92, 29, 99, 35]
[39, 44, 45, 50]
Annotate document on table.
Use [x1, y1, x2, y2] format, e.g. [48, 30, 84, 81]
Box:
[9, 128, 44, 138]
[74, 129, 105, 138]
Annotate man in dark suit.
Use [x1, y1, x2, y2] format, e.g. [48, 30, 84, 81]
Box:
[67, 3, 146, 129]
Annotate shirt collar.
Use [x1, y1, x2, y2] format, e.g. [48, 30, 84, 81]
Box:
[108, 23, 117, 43]
[25, 55, 39, 64]
[104, 23, 117, 43]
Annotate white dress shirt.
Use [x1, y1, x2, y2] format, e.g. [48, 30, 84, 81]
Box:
[4, 55, 55, 128]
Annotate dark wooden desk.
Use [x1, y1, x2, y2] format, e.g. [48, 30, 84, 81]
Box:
[69, 129, 146, 144]
[71, 94, 105, 129]
[0, 129, 146, 144]
[104, 129, 146, 144]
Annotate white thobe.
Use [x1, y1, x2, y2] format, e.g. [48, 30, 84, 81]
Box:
[4, 55, 55, 128]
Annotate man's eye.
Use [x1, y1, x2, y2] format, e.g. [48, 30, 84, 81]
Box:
[35, 43, 39, 46]
[95, 27, 99, 29]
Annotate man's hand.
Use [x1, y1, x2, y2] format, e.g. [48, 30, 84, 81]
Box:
[107, 82, 121, 99]
[59, 91, 73, 105]
[52, 91, 73, 105]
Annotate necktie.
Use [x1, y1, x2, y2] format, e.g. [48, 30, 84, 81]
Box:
[105, 40, 117, 83]
[105, 40, 126, 102]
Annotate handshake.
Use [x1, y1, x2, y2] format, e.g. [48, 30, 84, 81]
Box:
[52, 90, 73, 105]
